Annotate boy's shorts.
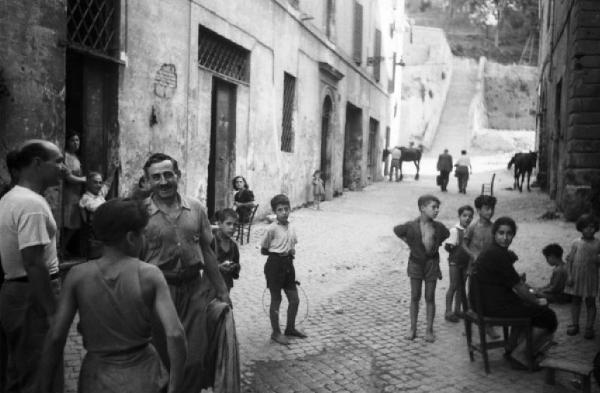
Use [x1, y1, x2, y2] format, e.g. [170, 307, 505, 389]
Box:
[264, 255, 296, 291]
[407, 258, 442, 281]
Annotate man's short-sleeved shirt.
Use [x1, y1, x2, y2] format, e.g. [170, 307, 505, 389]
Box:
[142, 194, 213, 272]
[261, 222, 297, 254]
[0, 185, 59, 280]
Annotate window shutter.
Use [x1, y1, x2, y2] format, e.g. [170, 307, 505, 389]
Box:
[374, 28, 382, 81]
[353, 1, 363, 66]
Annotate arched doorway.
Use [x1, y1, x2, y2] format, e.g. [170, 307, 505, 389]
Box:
[320, 95, 333, 199]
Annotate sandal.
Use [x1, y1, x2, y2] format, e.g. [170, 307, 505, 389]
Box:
[444, 313, 459, 323]
[566, 325, 580, 336]
[584, 328, 595, 340]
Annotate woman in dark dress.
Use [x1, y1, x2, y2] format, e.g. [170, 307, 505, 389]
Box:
[232, 176, 255, 223]
[470, 216, 557, 369]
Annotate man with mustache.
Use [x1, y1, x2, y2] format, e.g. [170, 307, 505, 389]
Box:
[141, 153, 230, 392]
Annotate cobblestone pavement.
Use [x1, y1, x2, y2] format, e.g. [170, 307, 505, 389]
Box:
[65, 165, 599, 393]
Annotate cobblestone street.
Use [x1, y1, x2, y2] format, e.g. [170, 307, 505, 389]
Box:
[66, 164, 599, 393]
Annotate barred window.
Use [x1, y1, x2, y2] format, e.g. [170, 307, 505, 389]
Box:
[353, 1, 363, 66]
[281, 73, 296, 153]
[198, 26, 250, 84]
[67, 0, 119, 57]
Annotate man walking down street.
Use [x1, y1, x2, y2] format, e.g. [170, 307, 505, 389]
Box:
[141, 153, 232, 392]
[0, 140, 65, 393]
[389, 146, 402, 182]
[436, 149, 453, 192]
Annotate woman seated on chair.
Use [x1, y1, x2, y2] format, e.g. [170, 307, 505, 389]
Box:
[470, 216, 558, 370]
[232, 175, 255, 223]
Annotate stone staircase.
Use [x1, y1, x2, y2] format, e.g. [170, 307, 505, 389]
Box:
[428, 56, 479, 156]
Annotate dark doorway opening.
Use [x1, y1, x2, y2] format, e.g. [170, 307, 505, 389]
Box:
[64, 50, 119, 257]
[343, 103, 363, 190]
[207, 77, 237, 221]
[320, 95, 333, 199]
[367, 118, 379, 183]
[384, 126, 391, 176]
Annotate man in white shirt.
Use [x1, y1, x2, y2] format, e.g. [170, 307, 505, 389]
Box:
[0, 140, 66, 393]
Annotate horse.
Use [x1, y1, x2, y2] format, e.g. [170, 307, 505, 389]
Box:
[508, 151, 537, 192]
[398, 144, 424, 181]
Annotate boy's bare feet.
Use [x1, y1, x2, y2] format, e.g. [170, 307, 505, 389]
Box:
[284, 328, 307, 338]
[444, 312, 459, 323]
[271, 332, 290, 345]
[425, 331, 435, 343]
[405, 330, 417, 340]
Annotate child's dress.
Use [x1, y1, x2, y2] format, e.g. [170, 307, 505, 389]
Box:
[565, 237, 600, 298]
[313, 177, 324, 199]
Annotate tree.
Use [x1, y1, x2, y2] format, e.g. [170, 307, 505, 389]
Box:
[469, 0, 518, 47]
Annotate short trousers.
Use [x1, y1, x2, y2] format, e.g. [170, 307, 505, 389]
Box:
[264, 255, 296, 291]
[407, 258, 441, 282]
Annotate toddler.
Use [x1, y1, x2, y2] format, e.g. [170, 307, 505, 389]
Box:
[533, 243, 570, 304]
[565, 214, 600, 339]
[312, 170, 325, 210]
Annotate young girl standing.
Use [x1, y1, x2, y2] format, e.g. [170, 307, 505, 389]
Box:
[565, 214, 600, 339]
[312, 170, 325, 210]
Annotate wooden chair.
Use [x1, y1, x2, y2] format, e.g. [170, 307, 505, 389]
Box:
[481, 173, 496, 196]
[235, 204, 259, 245]
[464, 272, 534, 374]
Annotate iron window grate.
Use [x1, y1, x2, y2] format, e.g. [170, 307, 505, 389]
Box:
[67, 0, 118, 56]
[198, 26, 250, 84]
[281, 73, 296, 153]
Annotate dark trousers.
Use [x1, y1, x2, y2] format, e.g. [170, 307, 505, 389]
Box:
[0, 279, 63, 393]
[439, 170, 450, 191]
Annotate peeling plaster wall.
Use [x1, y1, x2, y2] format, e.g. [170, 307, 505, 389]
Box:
[0, 0, 66, 216]
[119, 0, 393, 217]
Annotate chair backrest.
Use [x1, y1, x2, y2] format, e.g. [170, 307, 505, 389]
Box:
[247, 204, 259, 224]
[468, 270, 486, 323]
[480, 173, 496, 196]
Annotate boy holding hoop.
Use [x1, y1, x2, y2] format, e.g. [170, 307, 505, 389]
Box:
[261, 194, 306, 345]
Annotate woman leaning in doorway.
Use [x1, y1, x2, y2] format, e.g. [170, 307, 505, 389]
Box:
[61, 132, 86, 258]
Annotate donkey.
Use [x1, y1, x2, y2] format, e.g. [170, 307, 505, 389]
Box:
[508, 151, 538, 192]
[398, 144, 424, 181]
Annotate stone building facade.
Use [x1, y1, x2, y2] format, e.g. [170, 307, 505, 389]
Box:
[0, 0, 403, 220]
[536, 0, 600, 219]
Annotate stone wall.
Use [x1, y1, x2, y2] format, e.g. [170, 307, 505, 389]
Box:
[398, 25, 452, 149]
[0, 0, 66, 217]
[537, 0, 600, 220]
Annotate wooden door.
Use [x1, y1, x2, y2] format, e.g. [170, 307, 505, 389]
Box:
[208, 78, 236, 220]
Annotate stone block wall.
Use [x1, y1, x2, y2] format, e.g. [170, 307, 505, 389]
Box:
[537, 0, 600, 220]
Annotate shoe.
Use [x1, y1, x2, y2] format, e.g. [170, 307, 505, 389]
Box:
[486, 326, 501, 340]
[271, 332, 290, 345]
[566, 325, 580, 336]
[444, 313, 459, 323]
[284, 328, 307, 338]
[455, 311, 465, 319]
[584, 328, 595, 340]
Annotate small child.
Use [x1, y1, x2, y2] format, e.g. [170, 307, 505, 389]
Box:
[213, 208, 241, 293]
[444, 205, 474, 322]
[261, 194, 306, 345]
[533, 243, 570, 304]
[565, 214, 600, 339]
[312, 170, 325, 210]
[394, 195, 450, 342]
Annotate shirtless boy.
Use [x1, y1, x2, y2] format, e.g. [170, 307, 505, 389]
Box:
[394, 195, 450, 342]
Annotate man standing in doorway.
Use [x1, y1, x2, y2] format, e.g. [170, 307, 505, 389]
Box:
[0, 140, 66, 393]
[436, 149, 453, 192]
[141, 153, 231, 392]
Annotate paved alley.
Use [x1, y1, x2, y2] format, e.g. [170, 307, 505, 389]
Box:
[65, 167, 598, 393]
